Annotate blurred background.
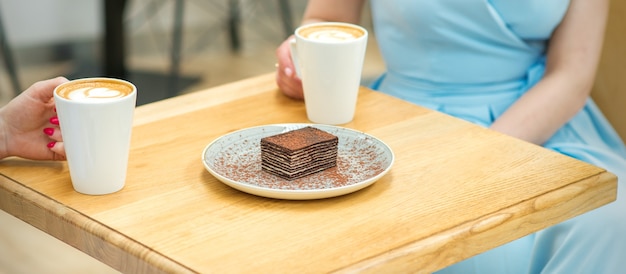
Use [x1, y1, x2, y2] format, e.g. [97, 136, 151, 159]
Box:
[0, 0, 383, 105]
[1, 0, 625, 273]
[0, 0, 383, 272]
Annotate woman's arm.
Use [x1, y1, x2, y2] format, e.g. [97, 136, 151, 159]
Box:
[301, 0, 366, 25]
[275, 0, 366, 99]
[490, 0, 609, 145]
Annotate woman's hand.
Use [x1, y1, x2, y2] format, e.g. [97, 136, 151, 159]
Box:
[0, 77, 68, 160]
[274, 0, 366, 100]
[275, 35, 304, 100]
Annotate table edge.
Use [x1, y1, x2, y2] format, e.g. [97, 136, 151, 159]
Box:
[335, 171, 618, 273]
[0, 174, 195, 274]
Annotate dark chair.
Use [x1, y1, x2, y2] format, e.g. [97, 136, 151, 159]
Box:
[167, 0, 294, 97]
[106, 0, 294, 98]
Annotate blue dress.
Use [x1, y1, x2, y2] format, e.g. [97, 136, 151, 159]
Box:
[368, 0, 626, 273]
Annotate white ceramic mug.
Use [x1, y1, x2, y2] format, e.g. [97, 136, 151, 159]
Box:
[290, 22, 368, 125]
[54, 78, 137, 195]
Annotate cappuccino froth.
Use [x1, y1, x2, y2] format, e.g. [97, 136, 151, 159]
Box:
[56, 79, 134, 102]
[67, 87, 128, 101]
[307, 29, 357, 42]
[298, 24, 365, 42]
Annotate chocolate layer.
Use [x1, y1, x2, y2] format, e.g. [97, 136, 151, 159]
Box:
[261, 126, 338, 180]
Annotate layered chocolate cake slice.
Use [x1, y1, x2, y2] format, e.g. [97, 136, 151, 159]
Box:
[261, 126, 338, 180]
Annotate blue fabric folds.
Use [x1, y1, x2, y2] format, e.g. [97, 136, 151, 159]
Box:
[368, 0, 626, 273]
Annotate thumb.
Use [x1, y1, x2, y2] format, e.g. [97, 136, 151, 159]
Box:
[28, 77, 69, 102]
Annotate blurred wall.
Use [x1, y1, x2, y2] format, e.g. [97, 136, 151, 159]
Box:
[0, 0, 101, 46]
[592, 0, 626, 142]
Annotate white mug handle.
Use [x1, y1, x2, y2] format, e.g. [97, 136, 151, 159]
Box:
[289, 38, 302, 78]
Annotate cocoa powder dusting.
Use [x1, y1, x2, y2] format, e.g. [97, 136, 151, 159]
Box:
[209, 132, 389, 191]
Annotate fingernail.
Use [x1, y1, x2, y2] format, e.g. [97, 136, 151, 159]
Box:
[43, 128, 54, 136]
[285, 67, 293, 77]
[47, 141, 56, 148]
[50, 117, 59, 125]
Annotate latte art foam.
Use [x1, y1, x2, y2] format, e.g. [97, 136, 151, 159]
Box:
[298, 24, 365, 42]
[68, 87, 128, 101]
[56, 79, 134, 102]
[306, 29, 357, 42]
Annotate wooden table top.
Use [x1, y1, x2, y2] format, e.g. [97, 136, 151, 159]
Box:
[0, 73, 617, 273]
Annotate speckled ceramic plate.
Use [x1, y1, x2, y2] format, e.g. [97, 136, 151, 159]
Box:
[202, 123, 394, 200]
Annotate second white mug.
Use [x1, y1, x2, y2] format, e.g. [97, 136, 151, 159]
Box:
[290, 22, 368, 125]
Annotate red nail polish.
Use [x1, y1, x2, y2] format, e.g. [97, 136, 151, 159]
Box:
[50, 117, 59, 125]
[47, 141, 56, 148]
[43, 128, 54, 136]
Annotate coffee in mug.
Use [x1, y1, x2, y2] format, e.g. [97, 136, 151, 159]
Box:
[290, 22, 368, 125]
[55, 79, 134, 101]
[297, 23, 366, 42]
[54, 78, 137, 195]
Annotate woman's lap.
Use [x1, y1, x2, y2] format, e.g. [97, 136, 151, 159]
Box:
[433, 99, 626, 273]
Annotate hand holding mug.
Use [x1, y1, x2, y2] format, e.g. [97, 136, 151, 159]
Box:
[288, 22, 368, 125]
[275, 35, 305, 100]
[0, 77, 68, 160]
[54, 78, 137, 195]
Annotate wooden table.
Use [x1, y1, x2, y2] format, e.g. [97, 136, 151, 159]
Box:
[0, 73, 617, 273]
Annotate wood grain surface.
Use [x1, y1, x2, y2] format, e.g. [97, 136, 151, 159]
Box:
[0, 73, 617, 273]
